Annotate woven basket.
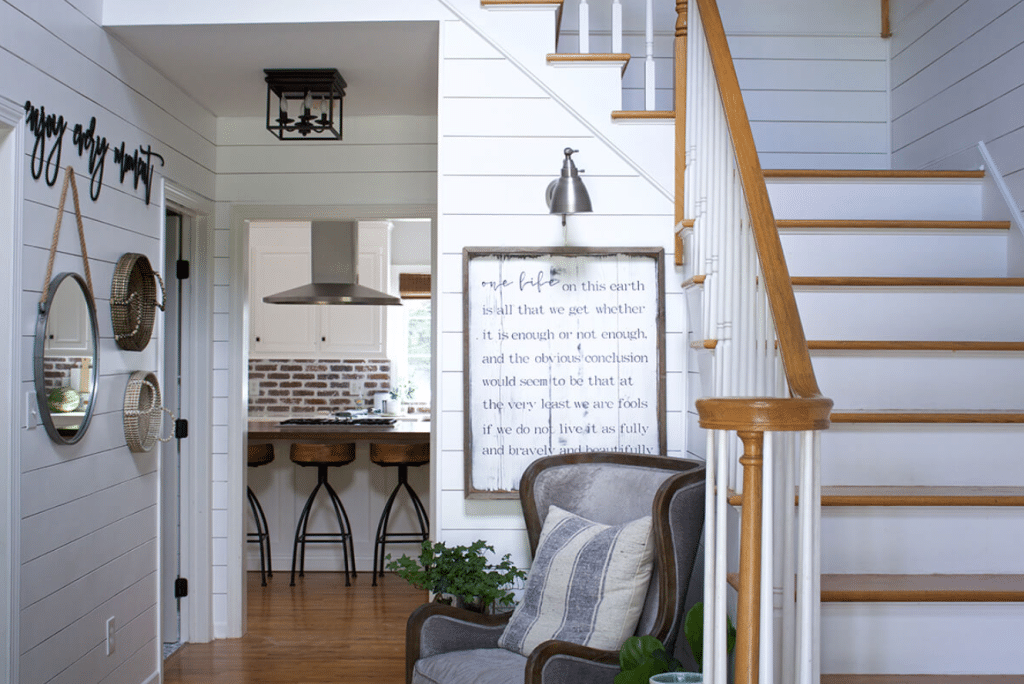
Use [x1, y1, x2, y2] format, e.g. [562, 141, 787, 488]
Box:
[111, 253, 165, 352]
[123, 371, 172, 453]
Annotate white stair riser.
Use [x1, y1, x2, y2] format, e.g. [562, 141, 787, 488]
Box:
[471, 3, 560, 58]
[820, 603, 1024, 675]
[820, 424, 1024, 486]
[818, 508, 1024, 574]
[781, 231, 1009, 278]
[811, 353, 1024, 410]
[767, 179, 985, 221]
[795, 289, 1024, 340]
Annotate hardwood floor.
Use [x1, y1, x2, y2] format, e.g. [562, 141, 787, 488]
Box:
[164, 572, 428, 683]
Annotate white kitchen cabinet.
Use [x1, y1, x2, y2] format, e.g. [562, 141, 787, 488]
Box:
[44, 275, 94, 355]
[249, 221, 389, 358]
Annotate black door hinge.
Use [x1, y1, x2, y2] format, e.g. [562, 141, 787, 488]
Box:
[176, 259, 190, 280]
[174, 577, 188, 599]
[175, 419, 189, 439]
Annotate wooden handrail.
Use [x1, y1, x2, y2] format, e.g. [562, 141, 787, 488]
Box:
[681, 4, 834, 684]
[690, 0, 825, 405]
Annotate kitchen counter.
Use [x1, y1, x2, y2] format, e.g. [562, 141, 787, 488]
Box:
[247, 418, 430, 444]
[244, 416, 433, 576]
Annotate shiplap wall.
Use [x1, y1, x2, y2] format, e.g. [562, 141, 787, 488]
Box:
[214, 114, 437, 635]
[2, 0, 216, 683]
[891, 0, 1024, 209]
[435, 13, 684, 571]
[556, 0, 890, 169]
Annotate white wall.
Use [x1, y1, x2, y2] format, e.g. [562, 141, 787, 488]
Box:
[1, 0, 216, 682]
[890, 0, 1024, 209]
[434, 14, 685, 570]
[557, 0, 890, 169]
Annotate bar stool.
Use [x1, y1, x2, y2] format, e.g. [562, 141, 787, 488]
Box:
[289, 442, 358, 586]
[369, 441, 430, 586]
[247, 443, 275, 586]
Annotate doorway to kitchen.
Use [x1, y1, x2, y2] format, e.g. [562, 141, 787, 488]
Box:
[228, 204, 437, 637]
[245, 217, 433, 583]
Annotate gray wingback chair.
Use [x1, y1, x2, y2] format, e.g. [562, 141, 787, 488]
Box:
[406, 452, 706, 684]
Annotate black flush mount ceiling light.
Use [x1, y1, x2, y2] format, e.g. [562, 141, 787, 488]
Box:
[264, 68, 347, 140]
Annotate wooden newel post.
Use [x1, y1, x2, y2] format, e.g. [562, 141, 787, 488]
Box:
[674, 0, 687, 227]
[736, 429, 764, 684]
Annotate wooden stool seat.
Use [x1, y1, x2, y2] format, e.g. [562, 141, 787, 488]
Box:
[369, 441, 430, 586]
[369, 442, 430, 466]
[247, 443, 275, 586]
[290, 442, 356, 467]
[289, 442, 357, 586]
[248, 442, 275, 467]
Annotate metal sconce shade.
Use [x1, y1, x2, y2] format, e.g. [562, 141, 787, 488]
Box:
[265, 68, 346, 140]
[546, 148, 592, 225]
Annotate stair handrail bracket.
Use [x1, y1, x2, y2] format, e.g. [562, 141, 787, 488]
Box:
[682, 2, 832, 684]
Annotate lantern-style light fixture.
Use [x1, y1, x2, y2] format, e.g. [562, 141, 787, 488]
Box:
[546, 148, 593, 225]
[264, 68, 347, 141]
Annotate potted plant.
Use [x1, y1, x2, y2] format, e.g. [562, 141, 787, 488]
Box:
[387, 378, 415, 414]
[386, 540, 527, 613]
[615, 603, 736, 684]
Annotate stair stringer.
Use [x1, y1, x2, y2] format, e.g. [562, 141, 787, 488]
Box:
[438, 0, 675, 197]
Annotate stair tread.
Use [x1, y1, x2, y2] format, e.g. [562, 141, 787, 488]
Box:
[778, 219, 1010, 230]
[830, 410, 1024, 424]
[808, 340, 1024, 351]
[793, 276, 1024, 287]
[822, 574, 1024, 602]
[727, 573, 1024, 601]
[764, 169, 986, 179]
[727, 486, 1024, 507]
[547, 52, 630, 62]
[612, 110, 675, 119]
[822, 676, 1024, 683]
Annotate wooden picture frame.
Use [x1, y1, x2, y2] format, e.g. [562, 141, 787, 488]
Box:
[463, 247, 667, 499]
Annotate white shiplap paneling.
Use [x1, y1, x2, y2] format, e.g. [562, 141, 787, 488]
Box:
[2, 0, 215, 681]
[891, 0, 1024, 215]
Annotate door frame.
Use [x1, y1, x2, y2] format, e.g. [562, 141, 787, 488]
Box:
[0, 93, 25, 684]
[162, 181, 215, 646]
[226, 202, 437, 637]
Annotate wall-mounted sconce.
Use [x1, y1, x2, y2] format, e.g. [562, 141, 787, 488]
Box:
[264, 68, 346, 140]
[546, 148, 592, 225]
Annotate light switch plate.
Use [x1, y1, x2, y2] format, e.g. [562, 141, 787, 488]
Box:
[25, 391, 38, 428]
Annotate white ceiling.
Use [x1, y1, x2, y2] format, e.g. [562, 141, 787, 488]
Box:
[107, 21, 439, 118]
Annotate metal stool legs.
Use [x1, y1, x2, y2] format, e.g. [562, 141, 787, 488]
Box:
[247, 486, 273, 586]
[372, 464, 430, 586]
[290, 464, 357, 586]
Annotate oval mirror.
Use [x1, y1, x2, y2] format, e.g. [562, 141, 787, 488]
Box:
[34, 272, 100, 444]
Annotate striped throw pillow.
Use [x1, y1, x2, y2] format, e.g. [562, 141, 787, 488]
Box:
[497, 505, 655, 656]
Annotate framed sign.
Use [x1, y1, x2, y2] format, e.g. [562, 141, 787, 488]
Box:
[463, 247, 666, 499]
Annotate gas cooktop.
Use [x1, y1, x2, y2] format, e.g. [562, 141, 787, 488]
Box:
[279, 416, 397, 427]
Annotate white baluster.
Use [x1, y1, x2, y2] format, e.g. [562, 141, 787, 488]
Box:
[645, 0, 656, 109]
[578, 0, 590, 53]
[611, 0, 623, 53]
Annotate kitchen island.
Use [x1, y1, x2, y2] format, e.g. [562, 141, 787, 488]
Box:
[245, 416, 431, 579]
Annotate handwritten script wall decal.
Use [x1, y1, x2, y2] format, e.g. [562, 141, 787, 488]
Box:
[24, 101, 165, 206]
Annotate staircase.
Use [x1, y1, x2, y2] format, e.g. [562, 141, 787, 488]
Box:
[770, 170, 1024, 679]
[472, 0, 1024, 679]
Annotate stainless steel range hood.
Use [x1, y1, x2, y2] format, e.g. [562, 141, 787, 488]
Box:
[263, 221, 402, 305]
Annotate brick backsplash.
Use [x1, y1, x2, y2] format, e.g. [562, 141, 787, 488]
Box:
[248, 358, 391, 415]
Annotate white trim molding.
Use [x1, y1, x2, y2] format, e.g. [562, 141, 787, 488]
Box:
[162, 179, 217, 646]
[0, 93, 25, 684]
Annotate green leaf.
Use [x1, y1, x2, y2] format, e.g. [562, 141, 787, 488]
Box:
[684, 602, 704, 670]
[619, 635, 665, 672]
